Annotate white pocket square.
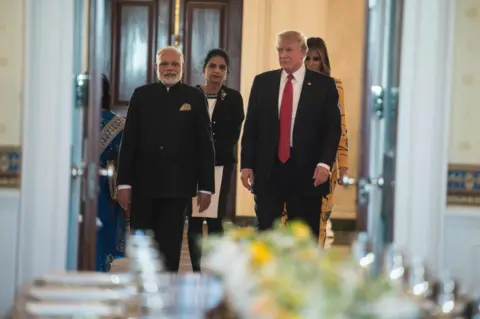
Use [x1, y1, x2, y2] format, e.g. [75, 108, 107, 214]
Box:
[179, 103, 191, 111]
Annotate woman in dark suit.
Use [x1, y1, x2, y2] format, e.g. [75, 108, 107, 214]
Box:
[188, 48, 245, 271]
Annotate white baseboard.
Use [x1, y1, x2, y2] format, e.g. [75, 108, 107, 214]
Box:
[0, 189, 20, 317]
[443, 206, 480, 294]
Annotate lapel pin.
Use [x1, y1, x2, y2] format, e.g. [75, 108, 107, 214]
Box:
[307, 82, 311, 86]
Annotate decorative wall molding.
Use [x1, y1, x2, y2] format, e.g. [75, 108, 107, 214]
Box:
[394, 0, 455, 274]
[16, 0, 75, 289]
[447, 164, 480, 206]
[0, 146, 21, 188]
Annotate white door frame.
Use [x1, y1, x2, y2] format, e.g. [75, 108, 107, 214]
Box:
[394, 0, 455, 274]
[16, 0, 75, 290]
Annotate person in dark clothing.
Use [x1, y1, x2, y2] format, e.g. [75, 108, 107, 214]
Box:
[187, 48, 245, 271]
[116, 46, 215, 272]
[240, 30, 341, 238]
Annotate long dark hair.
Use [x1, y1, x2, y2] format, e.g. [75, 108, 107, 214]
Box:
[101, 74, 111, 110]
[202, 48, 230, 74]
[306, 37, 331, 76]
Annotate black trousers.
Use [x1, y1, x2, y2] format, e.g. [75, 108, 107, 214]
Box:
[255, 155, 322, 238]
[130, 195, 189, 272]
[187, 164, 234, 271]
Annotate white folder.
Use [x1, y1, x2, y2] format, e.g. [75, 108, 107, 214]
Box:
[192, 166, 223, 218]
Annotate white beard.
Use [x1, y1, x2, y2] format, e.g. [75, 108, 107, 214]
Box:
[160, 73, 182, 86]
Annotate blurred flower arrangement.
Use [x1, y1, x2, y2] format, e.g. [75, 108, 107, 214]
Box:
[202, 221, 420, 319]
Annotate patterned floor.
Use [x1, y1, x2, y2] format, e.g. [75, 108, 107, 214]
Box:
[110, 221, 350, 273]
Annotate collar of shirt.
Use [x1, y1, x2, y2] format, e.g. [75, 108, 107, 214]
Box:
[159, 81, 181, 92]
[281, 63, 306, 83]
[278, 64, 306, 148]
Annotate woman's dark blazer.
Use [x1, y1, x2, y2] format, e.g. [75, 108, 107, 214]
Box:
[198, 85, 245, 166]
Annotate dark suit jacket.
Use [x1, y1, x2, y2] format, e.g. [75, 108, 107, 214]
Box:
[241, 68, 341, 197]
[117, 82, 215, 198]
[197, 85, 245, 166]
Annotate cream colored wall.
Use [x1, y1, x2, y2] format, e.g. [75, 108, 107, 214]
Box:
[0, 0, 24, 146]
[237, 0, 364, 218]
[0, 0, 24, 315]
[448, 0, 480, 165]
[442, 0, 480, 292]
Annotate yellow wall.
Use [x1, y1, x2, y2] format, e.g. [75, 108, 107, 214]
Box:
[0, 0, 24, 146]
[448, 0, 480, 164]
[237, 0, 364, 218]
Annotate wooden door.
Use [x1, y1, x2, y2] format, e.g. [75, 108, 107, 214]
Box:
[105, 0, 243, 218]
[75, 0, 107, 270]
[352, 0, 404, 275]
[107, 0, 172, 113]
[106, 0, 243, 113]
[181, 0, 243, 219]
[182, 0, 243, 90]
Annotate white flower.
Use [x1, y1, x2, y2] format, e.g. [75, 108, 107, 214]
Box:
[202, 239, 256, 316]
[201, 222, 421, 319]
[220, 89, 227, 101]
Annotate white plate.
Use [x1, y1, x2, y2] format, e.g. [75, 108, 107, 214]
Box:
[25, 302, 123, 316]
[28, 286, 135, 301]
[36, 272, 132, 286]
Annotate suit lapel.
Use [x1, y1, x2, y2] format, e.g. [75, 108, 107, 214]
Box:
[273, 69, 282, 113]
[293, 70, 313, 132]
[297, 70, 312, 112]
[271, 70, 283, 134]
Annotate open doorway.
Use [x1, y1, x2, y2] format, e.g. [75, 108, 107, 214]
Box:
[69, 0, 404, 271]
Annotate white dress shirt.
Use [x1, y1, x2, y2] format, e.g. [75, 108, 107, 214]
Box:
[278, 65, 330, 171]
[207, 97, 217, 120]
[279, 64, 305, 146]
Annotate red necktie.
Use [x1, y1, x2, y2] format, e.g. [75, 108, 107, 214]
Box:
[278, 73, 294, 163]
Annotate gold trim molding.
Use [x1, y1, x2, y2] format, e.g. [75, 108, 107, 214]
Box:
[173, 0, 181, 47]
[0, 146, 21, 188]
[447, 164, 480, 206]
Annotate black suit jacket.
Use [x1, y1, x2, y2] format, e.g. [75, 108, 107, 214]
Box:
[241, 68, 341, 197]
[198, 85, 245, 166]
[117, 82, 215, 198]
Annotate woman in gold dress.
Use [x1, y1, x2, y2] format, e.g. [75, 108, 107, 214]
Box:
[305, 37, 349, 246]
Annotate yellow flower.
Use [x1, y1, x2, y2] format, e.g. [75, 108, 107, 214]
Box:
[250, 241, 273, 265]
[231, 226, 255, 240]
[290, 221, 311, 240]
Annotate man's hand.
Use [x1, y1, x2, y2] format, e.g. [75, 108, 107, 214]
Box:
[117, 188, 132, 210]
[240, 168, 254, 191]
[197, 192, 211, 213]
[337, 167, 348, 185]
[313, 166, 330, 187]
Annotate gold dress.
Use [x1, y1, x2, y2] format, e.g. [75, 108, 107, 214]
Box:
[319, 78, 348, 246]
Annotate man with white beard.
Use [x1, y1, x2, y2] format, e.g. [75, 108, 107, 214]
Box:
[117, 46, 215, 272]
